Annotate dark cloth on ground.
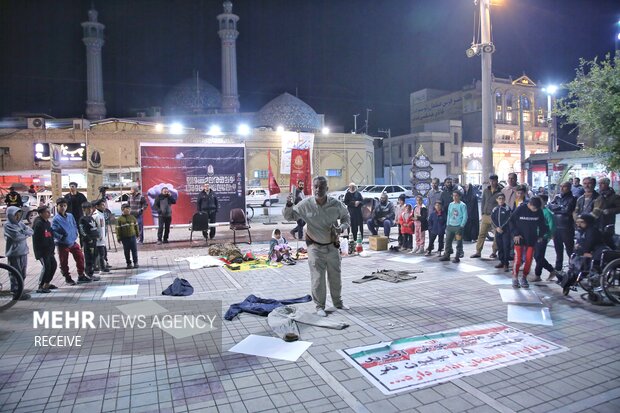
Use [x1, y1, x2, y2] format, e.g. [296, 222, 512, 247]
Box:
[162, 278, 194, 296]
[224, 294, 312, 320]
[352, 269, 422, 283]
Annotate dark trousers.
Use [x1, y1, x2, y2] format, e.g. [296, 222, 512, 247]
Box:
[348, 209, 363, 241]
[427, 232, 444, 252]
[83, 243, 97, 276]
[158, 215, 172, 241]
[202, 210, 217, 240]
[496, 230, 512, 266]
[121, 236, 138, 265]
[403, 234, 413, 249]
[444, 226, 463, 256]
[534, 238, 555, 276]
[95, 246, 107, 270]
[553, 227, 575, 270]
[397, 224, 403, 246]
[38, 255, 57, 287]
[292, 219, 306, 239]
[367, 218, 393, 237]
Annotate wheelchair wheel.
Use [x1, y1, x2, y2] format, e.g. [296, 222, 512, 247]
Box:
[600, 258, 620, 304]
[245, 206, 254, 221]
[0, 262, 24, 311]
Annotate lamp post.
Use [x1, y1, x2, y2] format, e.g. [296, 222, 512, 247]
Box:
[542, 85, 558, 189]
[378, 128, 392, 185]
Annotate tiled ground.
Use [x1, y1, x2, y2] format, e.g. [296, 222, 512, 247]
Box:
[0, 222, 619, 413]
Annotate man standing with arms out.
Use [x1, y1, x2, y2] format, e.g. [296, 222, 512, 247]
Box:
[154, 187, 175, 244]
[290, 180, 306, 240]
[573, 177, 599, 221]
[440, 191, 468, 264]
[283, 176, 350, 317]
[128, 185, 148, 244]
[548, 181, 576, 276]
[197, 182, 219, 240]
[472, 174, 502, 259]
[64, 182, 88, 222]
[4, 185, 23, 207]
[427, 178, 442, 211]
[593, 177, 620, 232]
[51, 198, 89, 285]
[571, 177, 585, 199]
[367, 192, 395, 237]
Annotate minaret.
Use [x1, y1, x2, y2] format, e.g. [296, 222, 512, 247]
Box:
[81, 4, 106, 120]
[217, 1, 240, 113]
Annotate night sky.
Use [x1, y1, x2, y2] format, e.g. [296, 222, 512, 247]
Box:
[0, 0, 618, 136]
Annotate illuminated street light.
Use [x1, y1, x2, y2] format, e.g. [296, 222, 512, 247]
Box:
[276, 125, 284, 134]
[322, 127, 330, 135]
[170, 123, 183, 134]
[155, 123, 164, 132]
[237, 124, 250, 135]
[208, 125, 222, 136]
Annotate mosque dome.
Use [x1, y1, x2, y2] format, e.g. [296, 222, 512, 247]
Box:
[164, 77, 222, 115]
[255, 93, 321, 132]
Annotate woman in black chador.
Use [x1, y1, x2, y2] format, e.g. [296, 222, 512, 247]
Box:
[462, 183, 480, 242]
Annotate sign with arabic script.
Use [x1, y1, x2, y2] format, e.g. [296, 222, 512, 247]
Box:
[339, 323, 568, 395]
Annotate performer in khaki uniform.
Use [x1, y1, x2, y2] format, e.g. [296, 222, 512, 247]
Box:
[283, 176, 351, 317]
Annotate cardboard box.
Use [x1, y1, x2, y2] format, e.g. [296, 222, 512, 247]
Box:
[369, 235, 388, 251]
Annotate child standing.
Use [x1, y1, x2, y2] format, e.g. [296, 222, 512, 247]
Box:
[269, 229, 295, 265]
[509, 197, 547, 289]
[533, 194, 558, 282]
[78, 202, 101, 281]
[413, 195, 428, 253]
[394, 194, 406, 248]
[3, 206, 34, 300]
[32, 206, 57, 293]
[440, 191, 468, 263]
[92, 199, 110, 273]
[116, 204, 139, 269]
[426, 201, 446, 256]
[399, 204, 414, 251]
[491, 193, 511, 272]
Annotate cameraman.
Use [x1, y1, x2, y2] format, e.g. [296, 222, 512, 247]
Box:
[128, 185, 148, 244]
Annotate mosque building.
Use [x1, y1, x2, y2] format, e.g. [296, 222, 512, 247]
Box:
[0, 1, 375, 195]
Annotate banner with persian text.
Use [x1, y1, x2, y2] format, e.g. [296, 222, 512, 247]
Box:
[140, 144, 245, 226]
[289, 149, 311, 195]
[280, 132, 314, 175]
[339, 323, 568, 395]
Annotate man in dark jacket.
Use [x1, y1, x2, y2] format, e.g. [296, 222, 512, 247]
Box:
[593, 177, 620, 231]
[154, 187, 176, 244]
[440, 177, 458, 215]
[290, 180, 306, 239]
[4, 185, 23, 207]
[343, 182, 364, 241]
[473, 174, 503, 258]
[64, 182, 88, 222]
[197, 182, 219, 240]
[491, 193, 511, 271]
[367, 193, 395, 237]
[77, 202, 101, 281]
[573, 177, 599, 221]
[571, 177, 585, 198]
[548, 181, 576, 273]
[32, 206, 58, 293]
[509, 197, 547, 289]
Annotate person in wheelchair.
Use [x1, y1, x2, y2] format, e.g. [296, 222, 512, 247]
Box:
[557, 214, 609, 289]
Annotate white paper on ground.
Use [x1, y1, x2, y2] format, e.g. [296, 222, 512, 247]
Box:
[387, 256, 425, 264]
[175, 256, 225, 270]
[228, 334, 312, 362]
[477, 274, 513, 285]
[507, 305, 553, 326]
[133, 270, 170, 280]
[498, 288, 543, 305]
[157, 322, 217, 339]
[457, 263, 485, 273]
[101, 284, 140, 298]
[116, 301, 168, 317]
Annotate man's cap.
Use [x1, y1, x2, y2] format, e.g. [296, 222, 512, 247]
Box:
[489, 174, 499, 180]
[81, 201, 93, 209]
[9, 185, 16, 190]
[56, 197, 67, 205]
[69, 182, 78, 187]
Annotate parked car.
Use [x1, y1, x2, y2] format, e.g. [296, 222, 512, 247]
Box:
[0, 191, 54, 224]
[328, 185, 371, 201]
[107, 192, 129, 217]
[361, 185, 412, 202]
[246, 188, 279, 207]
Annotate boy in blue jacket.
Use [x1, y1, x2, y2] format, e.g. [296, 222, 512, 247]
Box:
[440, 191, 468, 263]
[425, 201, 446, 256]
[491, 193, 511, 272]
[3, 206, 34, 300]
[51, 198, 89, 285]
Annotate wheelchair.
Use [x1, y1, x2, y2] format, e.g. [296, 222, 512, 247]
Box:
[560, 225, 620, 305]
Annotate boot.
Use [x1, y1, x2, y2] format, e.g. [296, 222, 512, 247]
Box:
[439, 254, 451, 262]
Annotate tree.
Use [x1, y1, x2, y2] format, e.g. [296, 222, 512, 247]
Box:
[556, 53, 620, 171]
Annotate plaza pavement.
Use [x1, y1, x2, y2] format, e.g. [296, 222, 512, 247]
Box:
[0, 213, 619, 413]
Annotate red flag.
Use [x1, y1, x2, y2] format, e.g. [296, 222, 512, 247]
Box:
[290, 149, 311, 195]
[268, 150, 281, 195]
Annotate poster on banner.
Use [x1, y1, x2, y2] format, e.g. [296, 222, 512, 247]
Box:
[339, 322, 568, 395]
[86, 145, 103, 201]
[289, 149, 311, 195]
[280, 131, 314, 175]
[49, 143, 63, 200]
[140, 144, 245, 226]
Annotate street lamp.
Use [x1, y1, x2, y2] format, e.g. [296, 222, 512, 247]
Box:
[542, 85, 558, 189]
[378, 128, 392, 185]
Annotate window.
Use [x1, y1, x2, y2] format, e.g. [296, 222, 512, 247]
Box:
[254, 170, 268, 179]
[397, 144, 402, 159]
[440, 143, 445, 156]
[453, 153, 459, 167]
[408, 144, 412, 158]
[453, 132, 458, 145]
[325, 169, 342, 177]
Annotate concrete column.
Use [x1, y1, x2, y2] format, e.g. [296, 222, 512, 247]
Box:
[217, 1, 240, 113]
[81, 7, 106, 120]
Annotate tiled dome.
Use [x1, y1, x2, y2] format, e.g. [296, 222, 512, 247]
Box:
[164, 77, 222, 115]
[255, 93, 321, 132]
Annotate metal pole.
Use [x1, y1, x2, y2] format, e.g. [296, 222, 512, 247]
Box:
[353, 114, 359, 133]
[480, 0, 494, 182]
[389, 129, 393, 185]
[519, 95, 525, 184]
[547, 94, 553, 189]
